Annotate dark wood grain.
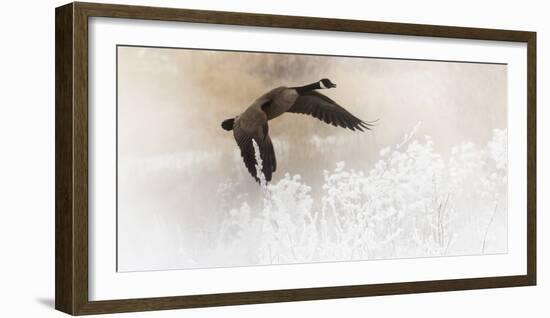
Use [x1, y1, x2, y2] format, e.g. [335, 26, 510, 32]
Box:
[55, 3, 75, 314]
[55, 2, 537, 315]
[75, 1, 534, 41]
[526, 32, 537, 285]
[73, 3, 90, 314]
[74, 276, 533, 315]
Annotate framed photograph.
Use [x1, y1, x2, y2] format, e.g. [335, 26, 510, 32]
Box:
[55, 2, 536, 315]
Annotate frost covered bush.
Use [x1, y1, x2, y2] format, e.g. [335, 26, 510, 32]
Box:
[198, 125, 507, 267]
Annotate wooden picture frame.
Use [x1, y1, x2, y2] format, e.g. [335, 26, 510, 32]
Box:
[55, 2, 536, 315]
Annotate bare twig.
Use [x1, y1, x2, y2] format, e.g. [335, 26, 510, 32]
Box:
[396, 121, 422, 149]
[481, 201, 499, 254]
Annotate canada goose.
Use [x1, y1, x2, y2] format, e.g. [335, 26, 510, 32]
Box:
[221, 78, 374, 182]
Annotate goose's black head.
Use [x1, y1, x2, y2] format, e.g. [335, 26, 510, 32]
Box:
[319, 78, 337, 89]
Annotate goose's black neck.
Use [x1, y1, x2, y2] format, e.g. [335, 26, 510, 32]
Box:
[292, 81, 321, 94]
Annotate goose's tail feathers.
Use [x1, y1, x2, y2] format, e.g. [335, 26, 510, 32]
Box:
[221, 118, 235, 131]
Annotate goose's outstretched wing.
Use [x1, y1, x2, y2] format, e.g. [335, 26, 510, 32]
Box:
[288, 91, 373, 131]
[233, 113, 276, 182]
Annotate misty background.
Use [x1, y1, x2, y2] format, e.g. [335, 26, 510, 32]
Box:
[117, 46, 507, 271]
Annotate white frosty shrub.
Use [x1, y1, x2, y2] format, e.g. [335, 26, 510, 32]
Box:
[252, 139, 268, 190]
[201, 125, 508, 267]
[257, 174, 318, 264]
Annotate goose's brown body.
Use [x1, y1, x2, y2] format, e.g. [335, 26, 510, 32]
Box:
[222, 79, 373, 183]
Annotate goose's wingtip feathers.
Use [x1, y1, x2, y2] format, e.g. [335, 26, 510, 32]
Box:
[359, 118, 379, 130]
